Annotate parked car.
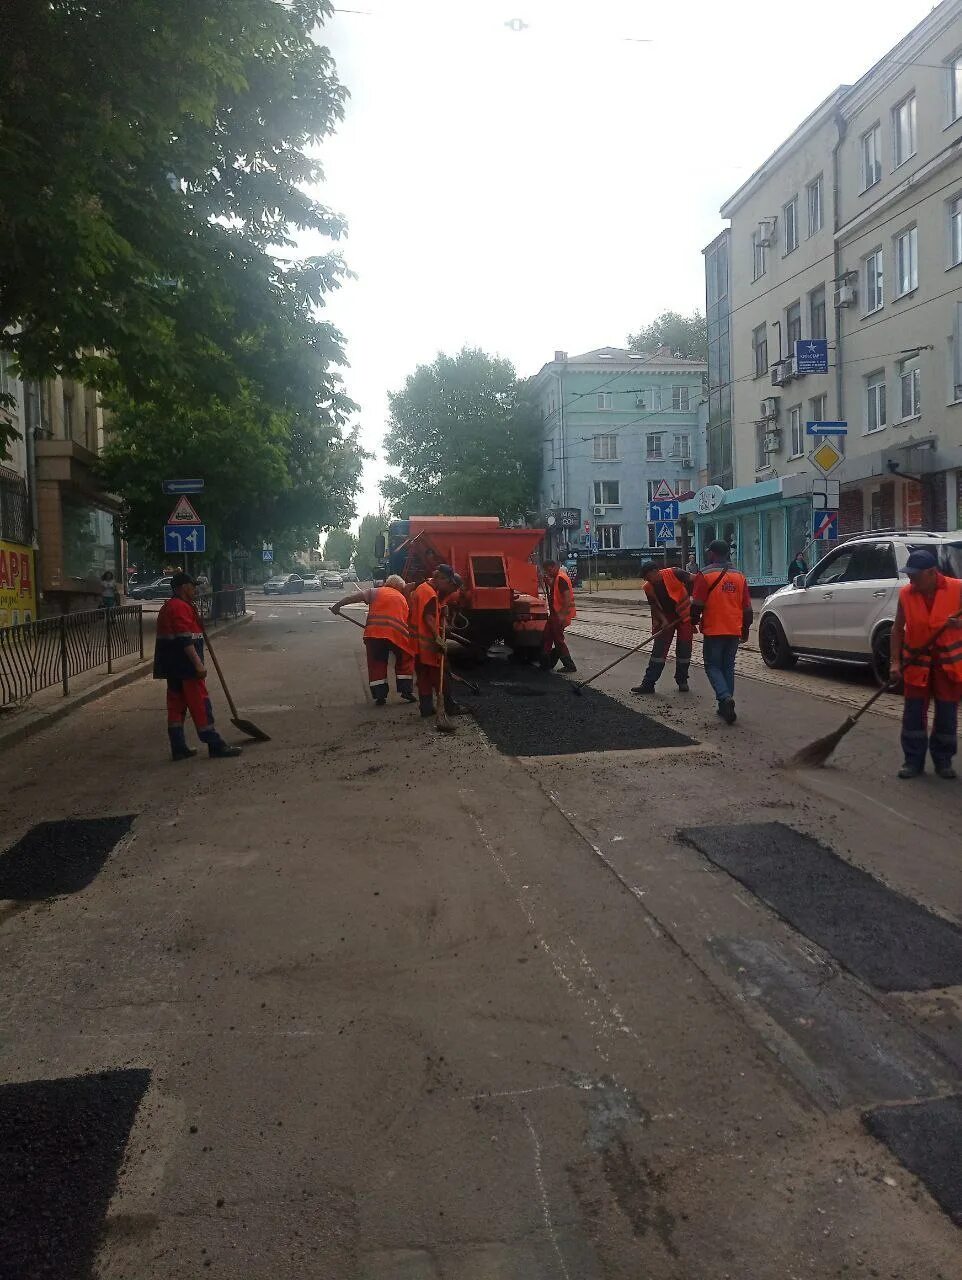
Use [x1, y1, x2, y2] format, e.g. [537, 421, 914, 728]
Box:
[302, 574, 322, 590]
[759, 531, 962, 683]
[319, 570, 344, 588]
[263, 574, 305, 595]
[341, 567, 359, 583]
[129, 575, 174, 600]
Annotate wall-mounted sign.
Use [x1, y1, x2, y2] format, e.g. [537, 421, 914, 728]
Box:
[694, 485, 726, 515]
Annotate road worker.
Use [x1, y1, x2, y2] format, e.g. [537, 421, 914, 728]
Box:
[690, 539, 752, 725]
[889, 549, 962, 780]
[631, 561, 693, 695]
[153, 572, 241, 760]
[409, 564, 462, 719]
[331, 574, 415, 706]
[539, 559, 577, 673]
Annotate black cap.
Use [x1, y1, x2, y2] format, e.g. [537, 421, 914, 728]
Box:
[170, 571, 196, 590]
[905, 549, 937, 574]
[707, 539, 730, 559]
[434, 563, 456, 580]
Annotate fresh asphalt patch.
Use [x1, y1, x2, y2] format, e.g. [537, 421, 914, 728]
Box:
[0, 816, 135, 900]
[864, 1096, 962, 1227]
[463, 658, 696, 758]
[679, 822, 962, 993]
[0, 1069, 151, 1279]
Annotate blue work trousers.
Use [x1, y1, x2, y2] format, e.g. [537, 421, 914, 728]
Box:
[702, 635, 740, 705]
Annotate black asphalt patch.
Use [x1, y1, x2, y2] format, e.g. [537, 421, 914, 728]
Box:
[0, 1069, 151, 1279]
[0, 816, 136, 900]
[680, 822, 962, 992]
[465, 660, 696, 757]
[864, 1096, 962, 1227]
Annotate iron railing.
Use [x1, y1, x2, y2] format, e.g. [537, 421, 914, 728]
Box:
[197, 587, 246, 622]
[0, 605, 144, 707]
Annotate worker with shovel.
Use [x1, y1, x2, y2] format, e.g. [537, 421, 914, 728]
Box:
[409, 564, 463, 724]
[153, 572, 242, 761]
[330, 574, 416, 706]
[540, 560, 577, 673]
[890, 550, 962, 780]
[631, 561, 693, 695]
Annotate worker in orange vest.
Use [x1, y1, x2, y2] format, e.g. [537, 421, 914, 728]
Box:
[632, 560, 693, 695]
[331, 574, 416, 705]
[408, 564, 462, 719]
[690, 539, 753, 725]
[889, 549, 962, 779]
[540, 559, 577, 673]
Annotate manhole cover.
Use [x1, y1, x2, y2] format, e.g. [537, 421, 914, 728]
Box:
[0, 816, 135, 901]
[864, 1096, 962, 1226]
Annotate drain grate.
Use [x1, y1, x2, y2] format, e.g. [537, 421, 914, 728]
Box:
[864, 1096, 962, 1227]
[0, 1069, 151, 1279]
[0, 816, 136, 901]
[680, 822, 962, 992]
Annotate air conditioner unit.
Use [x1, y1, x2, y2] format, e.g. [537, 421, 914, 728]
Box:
[757, 219, 775, 247]
[835, 283, 857, 308]
[760, 396, 780, 420]
[679, 456, 694, 468]
[635, 396, 647, 409]
[771, 358, 795, 387]
[592, 505, 606, 517]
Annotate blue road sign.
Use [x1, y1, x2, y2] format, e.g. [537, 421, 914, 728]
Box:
[647, 499, 680, 523]
[654, 521, 677, 544]
[795, 339, 829, 375]
[812, 510, 839, 541]
[806, 420, 848, 435]
[584, 537, 598, 554]
[162, 478, 205, 494]
[164, 523, 206, 554]
[262, 548, 274, 562]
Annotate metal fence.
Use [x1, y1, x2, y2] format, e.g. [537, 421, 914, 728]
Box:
[197, 587, 246, 622]
[0, 605, 144, 707]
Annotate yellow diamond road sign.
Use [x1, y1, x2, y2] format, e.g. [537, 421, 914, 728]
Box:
[809, 439, 844, 476]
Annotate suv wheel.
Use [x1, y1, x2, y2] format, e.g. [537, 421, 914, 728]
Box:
[759, 616, 797, 669]
[872, 625, 901, 690]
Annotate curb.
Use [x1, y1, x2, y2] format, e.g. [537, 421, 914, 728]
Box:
[0, 612, 254, 754]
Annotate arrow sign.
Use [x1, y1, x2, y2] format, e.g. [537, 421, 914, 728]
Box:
[168, 495, 202, 524]
[164, 523, 206, 554]
[162, 478, 205, 495]
[648, 499, 680, 523]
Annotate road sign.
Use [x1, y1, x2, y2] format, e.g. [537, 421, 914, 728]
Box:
[811, 478, 840, 511]
[806, 420, 848, 436]
[808, 438, 845, 476]
[794, 339, 829, 375]
[262, 548, 274, 563]
[694, 485, 726, 515]
[654, 521, 677, 544]
[164, 523, 206, 554]
[162, 478, 205, 495]
[652, 479, 675, 501]
[648, 499, 680, 523]
[584, 521, 590, 534]
[812, 510, 839, 541]
[167, 495, 202, 524]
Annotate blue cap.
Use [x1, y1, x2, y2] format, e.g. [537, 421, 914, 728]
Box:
[905, 549, 937, 574]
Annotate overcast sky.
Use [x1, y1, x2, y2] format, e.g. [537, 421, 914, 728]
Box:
[310, 0, 937, 521]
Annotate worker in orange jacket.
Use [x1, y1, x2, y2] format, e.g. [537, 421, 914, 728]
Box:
[690, 540, 753, 725]
[540, 559, 577, 673]
[889, 549, 962, 779]
[331, 574, 416, 706]
[632, 561, 693, 695]
[408, 564, 462, 719]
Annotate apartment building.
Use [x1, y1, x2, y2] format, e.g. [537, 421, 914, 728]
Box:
[687, 0, 962, 584]
[533, 346, 707, 564]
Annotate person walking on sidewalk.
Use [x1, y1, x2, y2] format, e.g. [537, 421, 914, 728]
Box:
[408, 564, 462, 721]
[631, 562, 693, 695]
[540, 560, 577, 673]
[153, 572, 241, 760]
[690, 540, 752, 725]
[889, 549, 962, 780]
[331, 575, 416, 706]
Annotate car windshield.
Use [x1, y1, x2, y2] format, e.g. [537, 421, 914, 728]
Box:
[906, 542, 962, 580]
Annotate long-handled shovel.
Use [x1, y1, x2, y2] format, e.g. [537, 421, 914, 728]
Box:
[336, 607, 480, 693]
[435, 618, 455, 734]
[201, 626, 271, 742]
[571, 618, 677, 697]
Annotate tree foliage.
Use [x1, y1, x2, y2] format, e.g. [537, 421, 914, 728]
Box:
[354, 513, 386, 582]
[627, 310, 708, 362]
[380, 348, 541, 523]
[323, 528, 357, 568]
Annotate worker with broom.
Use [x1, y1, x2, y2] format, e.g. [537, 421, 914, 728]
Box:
[153, 572, 242, 761]
[690, 540, 752, 725]
[889, 550, 962, 780]
[631, 561, 693, 695]
[408, 564, 462, 723]
[540, 559, 577, 673]
[330, 574, 416, 706]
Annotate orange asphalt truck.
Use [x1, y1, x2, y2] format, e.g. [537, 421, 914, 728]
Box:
[376, 516, 549, 659]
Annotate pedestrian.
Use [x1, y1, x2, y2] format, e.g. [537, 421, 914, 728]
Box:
[690, 539, 753, 725]
[539, 559, 577, 673]
[889, 550, 962, 780]
[631, 561, 693, 695]
[153, 572, 241, 760]
[330, 574, 416, 706]
[100, 570, 119, 609]
[408, 564, 462, 720]
[787, 549, 809, 580]
[685, 552, 698, 575]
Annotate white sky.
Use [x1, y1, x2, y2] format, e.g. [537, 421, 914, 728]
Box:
[310, 0, 937, 520]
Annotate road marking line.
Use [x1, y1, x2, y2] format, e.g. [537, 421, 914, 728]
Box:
[520, 1107, 572, 1280]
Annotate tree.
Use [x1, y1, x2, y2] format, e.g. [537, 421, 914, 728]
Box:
[380, 348, 541, 522]
[323, 528, 357, 568]
[354, 513, 387, 583]
[627, 310, 708, 362]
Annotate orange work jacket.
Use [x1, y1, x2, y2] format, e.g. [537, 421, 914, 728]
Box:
[363, 586, 414, 654]
[900, 575, 962, 688]
[551, 568, 577, 625]
[698, 566, 748, 637]
[409, 581, 441, 667]
[644, 568, 691, 622]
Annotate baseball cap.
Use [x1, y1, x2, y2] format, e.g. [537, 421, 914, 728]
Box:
[170, 571, 197, 590]
[905, 550, 937, 575]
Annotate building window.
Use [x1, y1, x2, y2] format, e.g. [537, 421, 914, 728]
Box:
[950, 195, 962, 269]
[808, 392, 841, 452]
[755, 422, 768, 471]
[598, 525, 621, 550]
[752, 231, 767, 280]
[786, 301, 802, 350]
[899, 355, 921, 419]
[597, 391, 613, 410]
[593, 480, 620, 506]
[671, 385, 690, 412]
[789, 404, 803, 458]
[783, 196, 798, 254]
[809, 285, 827, 340]
[892, 93, 917, 168]
[645, 433, 663, 460]
[894, 226, 918, 296]
[752, 323, 768, 378]
[650, 385, 663, 412]
[670, 433, 691, 460]
[861, 123, 882, 190]
[864, 248, 884, 312]
[592, 433, 618, 461]
[950, 52, 962, 124]
[807, 175, 823, 236]
[866, 371, 887, 433]
[63, 390, 75, 438]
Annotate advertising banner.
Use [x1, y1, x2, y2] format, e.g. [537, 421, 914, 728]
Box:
[0, 539, 37, 627]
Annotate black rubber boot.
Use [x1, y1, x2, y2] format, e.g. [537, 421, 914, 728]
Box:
[398, 686, 417, 703]
[168, 726, 197, 762]
[373, 696, 387, 707]
[898, 762, 924, 779]
[631, 683, 656, 695]
[208, 741, 242, 758]
[675, 663, 691, 693]
[419, 695, 435, 718]
[559, 654, 577, 673]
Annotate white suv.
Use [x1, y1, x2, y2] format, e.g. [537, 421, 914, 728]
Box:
[759, 531, 962, 683]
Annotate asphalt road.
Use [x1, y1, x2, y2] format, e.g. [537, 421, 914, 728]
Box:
[1, 592, 960, 1278]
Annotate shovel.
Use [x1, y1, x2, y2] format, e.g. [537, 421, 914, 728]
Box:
[337, 606, 480, 694]
[201, 626, 271, 742]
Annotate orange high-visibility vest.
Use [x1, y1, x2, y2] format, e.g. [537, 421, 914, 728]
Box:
[699, 566, 748, 637]
[644, 568, 691, 622]
[900, 575, 962, 688]
[363, 586, 414, 654]
[409, 581, 441, 667]
[551, 568, 577, 624]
